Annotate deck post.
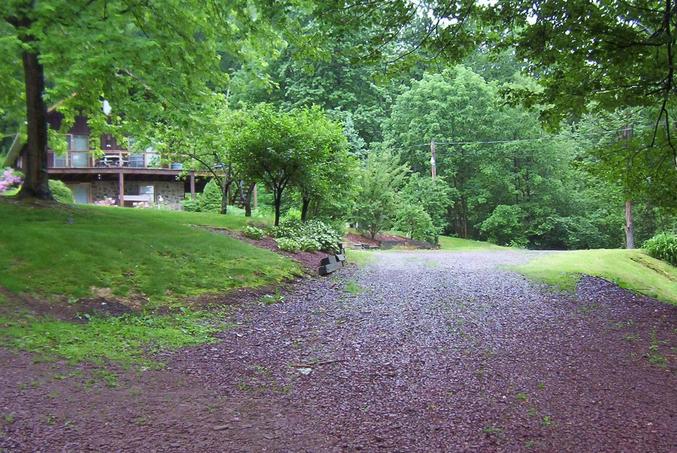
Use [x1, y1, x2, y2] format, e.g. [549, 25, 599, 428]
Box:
[118, 171, 124, 207]
[190, 171, 196, 199]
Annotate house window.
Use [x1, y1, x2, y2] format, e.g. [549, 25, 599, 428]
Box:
[70, 152, 89, 168]
[53, 154, 67, 167]
[70, 135, 89, 151]
[128, 154, 145, 168]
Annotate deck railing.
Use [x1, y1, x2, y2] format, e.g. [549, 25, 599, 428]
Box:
[49, 150, 180, 170]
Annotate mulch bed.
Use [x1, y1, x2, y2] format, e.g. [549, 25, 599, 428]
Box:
[204, 226, 331, 274]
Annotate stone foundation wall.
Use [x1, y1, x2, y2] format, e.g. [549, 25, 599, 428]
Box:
[88, 180, 185, 210]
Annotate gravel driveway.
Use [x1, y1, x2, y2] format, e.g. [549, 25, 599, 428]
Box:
[1, 249, 676, 452]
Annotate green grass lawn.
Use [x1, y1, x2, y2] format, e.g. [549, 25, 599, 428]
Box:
[0, 200, 298, 366]
[438, 236, 505, 251]
[514, 249, 677, 305]
[0, 201, 296, 303]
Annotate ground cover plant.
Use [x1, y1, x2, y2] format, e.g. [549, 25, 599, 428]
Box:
[514, 249, 677, 305]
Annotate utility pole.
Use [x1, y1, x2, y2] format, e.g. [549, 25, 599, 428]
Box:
[430, 139, 437, 180]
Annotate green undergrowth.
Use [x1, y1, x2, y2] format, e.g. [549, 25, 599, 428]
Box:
[0, 307, 231, 367]
[514, 249, 677, 305]
[0, 201, 299, 304]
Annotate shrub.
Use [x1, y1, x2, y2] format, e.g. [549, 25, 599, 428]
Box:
[49, 180, 74, 204]
[301, 220, 342, 253]
[0, 168, 22, 193]
[271, 219, 341, 253]
[643, 233, 677, 266]
[182, 195, 200, 212]
[480, 205, 526, 246]
[297, 237, 321, 252]
[242, 225, 265, 240]
[394, 204, 438, 243]
[276, 237, 301, 252]
[198, 179, 223, 213]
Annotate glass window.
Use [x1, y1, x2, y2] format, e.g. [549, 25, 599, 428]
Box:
[53, 154, 67, 167]
[70, 135, 89, 152]
[128, 154, 145, 168]
[70, 152, 89, 168]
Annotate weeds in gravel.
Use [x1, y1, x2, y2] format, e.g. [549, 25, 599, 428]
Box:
[541, 415, 553, 427]
[482, 425, 504, 436]
[577, 303, 600, 315]
[515, 392, 529, 402]
[260, 290, 285, 305]
[344, 280, 363, 295]
[647, 330, 668, 368]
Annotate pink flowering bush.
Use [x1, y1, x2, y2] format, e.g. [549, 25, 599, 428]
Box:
[94, 197, 117, 206]
[0, 168, 22, 193]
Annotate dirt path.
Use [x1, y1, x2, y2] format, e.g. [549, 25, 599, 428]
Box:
[2, 250, 676, 452]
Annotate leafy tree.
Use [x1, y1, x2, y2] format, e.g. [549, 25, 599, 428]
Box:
[401, 173, 454, 233]
[394, 204, 438, 243]
[230, 105, 347, 226]
[0, 0, 289, 199]
[383, 66, 498, 237]
[480, 204, 526, 247]
[352, 149, 409, 239]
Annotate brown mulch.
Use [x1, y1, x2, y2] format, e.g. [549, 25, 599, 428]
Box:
[1, 250, 675, 452]
[204, 226, 331, 274]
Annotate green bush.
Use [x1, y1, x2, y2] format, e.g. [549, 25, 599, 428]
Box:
[182, 195, 200, 212]
[394, 204, 438, 243]
[242, 225, 265, 240]
[276, 237, 301, 252]
[297, 237, 321, 252]
[480, 205, 526, 246]
[199, 179, 223, 213]
[643, 233, 677, 266]
[271, 218, 342, 253]
[49, 180, 74, 204]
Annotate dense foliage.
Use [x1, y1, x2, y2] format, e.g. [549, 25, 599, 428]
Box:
[271, 219, 342, 254]
[643, 233, 677, 267]
[48, 180, 73, 204]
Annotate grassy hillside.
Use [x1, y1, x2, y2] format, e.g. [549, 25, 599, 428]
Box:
[514, 249, 677, 305]
[0, 201, 296, 304]
[0, 200, 299, 366]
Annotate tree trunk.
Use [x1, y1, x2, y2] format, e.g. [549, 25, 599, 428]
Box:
[220, 178, 231, 215]
[273, 190, 282, 226]
[243, 183, 255, 217]
[625, 199, 635, 249]
[17, 26, 51, 200]
[301, 196, 311, 222]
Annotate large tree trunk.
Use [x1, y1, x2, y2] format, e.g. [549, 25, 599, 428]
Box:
[301, 196, 311, 222]
[625, 199, 635, 249]
[243, 182, 255, 217]
[17, 27, 52, 200]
